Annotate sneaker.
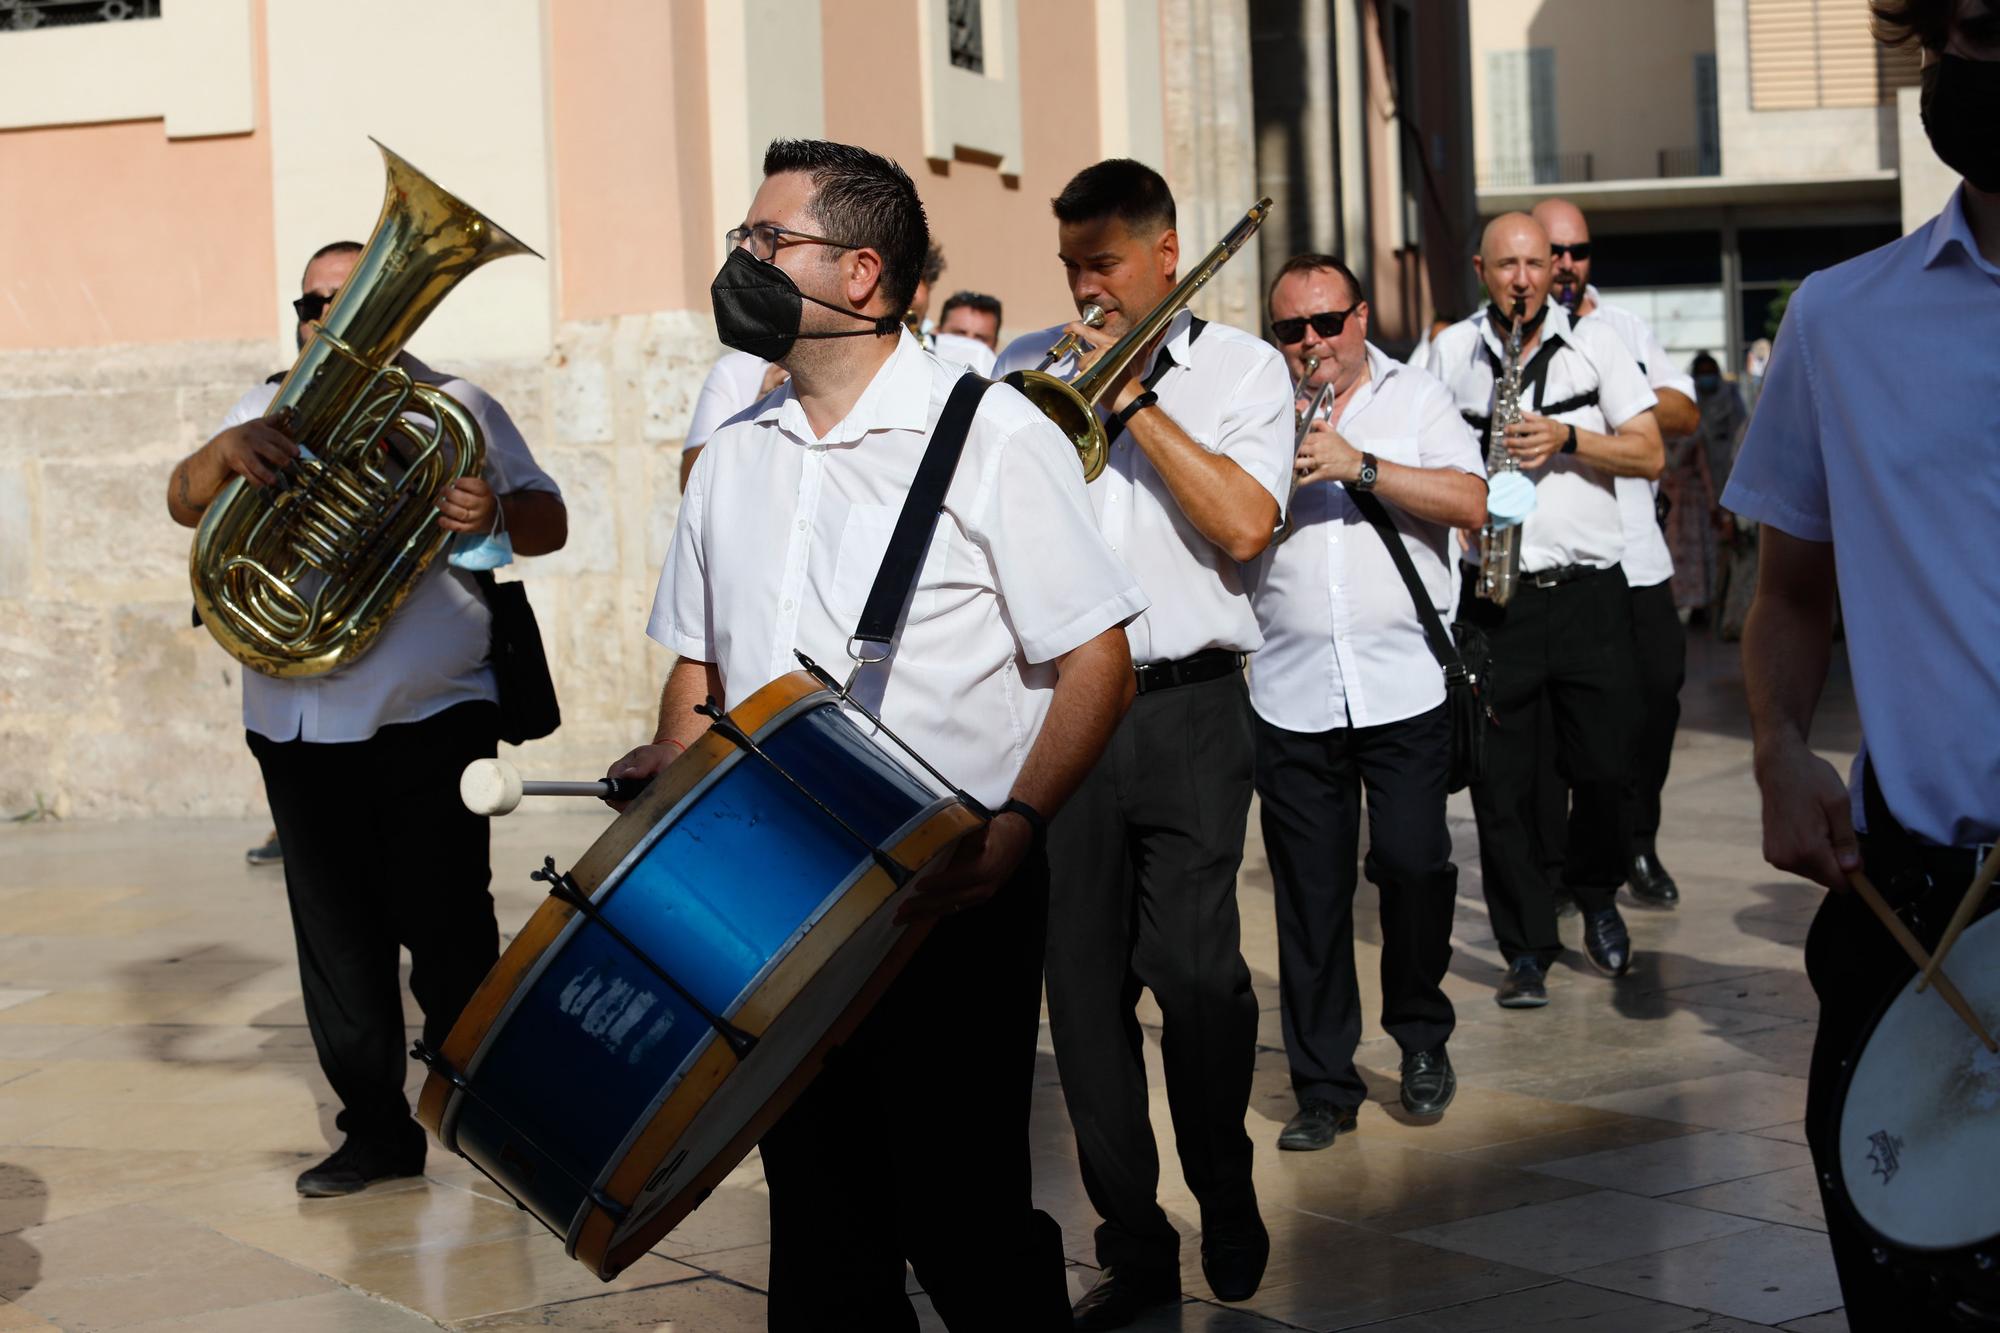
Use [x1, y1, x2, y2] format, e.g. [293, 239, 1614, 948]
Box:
[296, 1135, 425, 1198]
[245, 831, 283, 867]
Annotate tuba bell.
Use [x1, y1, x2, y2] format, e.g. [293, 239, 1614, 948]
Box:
[1009, 198, 1271, 482]
[190, 140, 538, 677]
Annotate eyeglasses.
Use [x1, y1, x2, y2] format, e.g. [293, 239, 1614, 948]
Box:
[1549, 242, 1593, 261]
[1271, 305, 1360, 344]
[292, 290, 339, 323]
[725, 222, 862, 263]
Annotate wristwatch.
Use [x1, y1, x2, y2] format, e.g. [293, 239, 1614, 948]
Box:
[1561, 423, 1579, 455]
[1353, 452, 1379, 492]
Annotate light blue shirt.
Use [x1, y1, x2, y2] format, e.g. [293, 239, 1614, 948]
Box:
[1722, 186, 2000, 847]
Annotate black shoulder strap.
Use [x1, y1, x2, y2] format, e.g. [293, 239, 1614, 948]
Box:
[851, 373, 994, 657]
[1349, 490, 1462, 678]
[1539, 388, 1601, 417]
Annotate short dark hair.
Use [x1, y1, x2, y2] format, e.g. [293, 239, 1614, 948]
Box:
[1051, 159, 1176, 233]
[1266, 253, 1367, 313]
[1690, 351, 1722, 376]
[939, 290, 1003, 335]
[302, 240, 364, 283]
[922, 242, 946, 286]
[763, 138, 929, 313]
[1870, 0, 1956, 49]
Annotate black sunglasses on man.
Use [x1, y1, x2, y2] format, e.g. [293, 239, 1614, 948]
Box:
[1271, 304, 1359, 344]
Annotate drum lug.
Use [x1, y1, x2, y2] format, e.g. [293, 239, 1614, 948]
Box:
[1976, 1253, 1995, 1273]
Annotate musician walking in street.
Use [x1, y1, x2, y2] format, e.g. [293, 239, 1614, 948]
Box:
[611, 139, 1144, 1331]
[165, 240, 569, 1198]
[1532, 199, 1702, 913]
[1728, 2, 2000, 1318]
[994, 160, 1292, 1328]
[1429, 213, 1663, 1008]
[1246, 254, 1487, 1152]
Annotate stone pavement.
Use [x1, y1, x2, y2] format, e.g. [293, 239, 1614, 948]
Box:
[0, 628, 1860, 1330]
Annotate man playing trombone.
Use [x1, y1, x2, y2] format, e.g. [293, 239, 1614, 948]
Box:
[1245, 254, 1487, 1152]
[994, 159, 1291, 1327]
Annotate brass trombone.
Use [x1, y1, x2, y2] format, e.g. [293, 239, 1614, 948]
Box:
[1009, 198, 1272, 481]
[1273, 356, 1336, 545]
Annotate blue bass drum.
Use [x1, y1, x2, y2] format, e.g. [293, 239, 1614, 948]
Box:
[416, 668, 983, 1278]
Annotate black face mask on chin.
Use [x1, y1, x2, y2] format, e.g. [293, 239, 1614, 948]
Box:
[1488, 298, 1549, 340]
[709, 247, 902, 362]
[1921, 54, 2000, 195]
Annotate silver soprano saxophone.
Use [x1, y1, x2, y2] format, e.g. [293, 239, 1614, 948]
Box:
[1476, 301, 1529, 605]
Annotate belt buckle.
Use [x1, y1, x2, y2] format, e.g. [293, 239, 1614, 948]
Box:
[1528, 568, 1559, 589]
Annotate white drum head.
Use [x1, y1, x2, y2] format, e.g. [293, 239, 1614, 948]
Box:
[1838, 909, 2000, 1250]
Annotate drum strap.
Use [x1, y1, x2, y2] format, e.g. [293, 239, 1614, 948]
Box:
[850, 373, 995, 660]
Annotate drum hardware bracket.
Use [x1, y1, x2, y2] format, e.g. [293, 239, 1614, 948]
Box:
[694, 699, 915, 888]
[794, 651, 994, 821]
[409, 1039, 632, 1224]
[531, 857, 762, 1060]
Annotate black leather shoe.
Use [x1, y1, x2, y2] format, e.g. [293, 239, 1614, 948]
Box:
[1627, 851, 1681, 907]
[1276, 1098, 1357, 1151]
[1200, 1210, 1269, 1302]
[1071, 1266, 1179, 1330]
[296, 1135, 425, 1198]
[1583, 905, 1633, 977]
[1496, 956, 1549, 1008]
[1400, 1046, 1456, 1117]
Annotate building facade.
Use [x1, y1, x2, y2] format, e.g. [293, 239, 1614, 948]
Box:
[1469, 0, 1955, 377]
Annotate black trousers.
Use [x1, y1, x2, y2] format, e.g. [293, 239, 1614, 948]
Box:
[1253, 705, 1457, 1110]
[1459, 565, 1640, 965]
[1539, 578, 1688, 880]
[247, 700, 500, 1146]
[759, 849, 1068, 1332]
[1045, 673, 1260, 1274]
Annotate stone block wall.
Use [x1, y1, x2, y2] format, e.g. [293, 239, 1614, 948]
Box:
[0, 313, 719, 819]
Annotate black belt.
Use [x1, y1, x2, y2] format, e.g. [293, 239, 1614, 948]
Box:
[1134, 648, 1243, 695]
[1521, 562, 1609, 589]
[1860, 762, 1995, 921]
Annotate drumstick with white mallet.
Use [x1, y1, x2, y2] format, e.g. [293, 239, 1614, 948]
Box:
[1846, 868, 1999, 1053]
[460, 758, 648, 816]
[1915, 842, 2000, 996]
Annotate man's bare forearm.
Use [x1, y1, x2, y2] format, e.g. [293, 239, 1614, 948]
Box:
[1370, 464, 1489, 530]
[1743, 528, 1838, 772]
[1575, 413, 1664, 479]
[655, 658, 722, 747]
[1007, 626, 1133, 816]
[501, 490, 568, 556]
[1126, 409, 1279, 562]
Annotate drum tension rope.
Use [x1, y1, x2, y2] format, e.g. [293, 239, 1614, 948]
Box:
[529, 857, 761, 1059]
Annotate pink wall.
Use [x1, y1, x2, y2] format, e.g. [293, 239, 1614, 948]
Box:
[819, 0, 1104, 339]
[0, 3, 275, 351]
[549, 0, 713, 321]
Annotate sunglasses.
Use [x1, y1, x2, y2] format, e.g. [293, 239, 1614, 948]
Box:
[1271, 305, 1359, 344]
[292, 290, 339, 323]
[1550, 242, 1593, 261]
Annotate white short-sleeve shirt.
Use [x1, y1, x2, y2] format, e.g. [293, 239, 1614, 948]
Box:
[1723, 187, 2000, 848]
[650, 331, 1147, 809]
[994, 308, 1294, 664]
[1245, 343, 1487, 732]
[1579, 287, 1696, 589]
[684, 350, 774, 454]
[215, 356, 562, 744]
[1430, 303, 1657, 575]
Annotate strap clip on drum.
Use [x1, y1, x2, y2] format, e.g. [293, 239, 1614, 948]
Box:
[409, 1039, 633, 1223]
[797, 651, 994, 822]
[528, 856, 761, 1059]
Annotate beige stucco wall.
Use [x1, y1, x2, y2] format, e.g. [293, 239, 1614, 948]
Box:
[1713, 0, 1899, 179]
[1469, 0, 1714, 184]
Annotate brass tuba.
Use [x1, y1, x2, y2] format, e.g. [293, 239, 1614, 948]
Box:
[191, 141, 538, 677]
[1008, 197, 1272, 482]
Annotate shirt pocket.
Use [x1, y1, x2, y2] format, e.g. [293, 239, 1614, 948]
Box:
[829, 503, 947, 626]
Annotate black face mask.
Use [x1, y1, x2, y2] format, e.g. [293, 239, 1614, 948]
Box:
[1488, 298, 1549, 341]
[1921, 55, 2000, 194]
[709, 247, 900, 362]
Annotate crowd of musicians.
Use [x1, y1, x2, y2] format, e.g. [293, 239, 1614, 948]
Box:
[160, 1, 1997, 1327]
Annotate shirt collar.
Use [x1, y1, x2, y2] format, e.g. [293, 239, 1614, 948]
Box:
[1145, 306, 1197, 376]
[1335, 342, 1399, 422]
[759, 329, 933, 445]
[1921, 185, 2000, 279]
[1476, 299, 1571, 360]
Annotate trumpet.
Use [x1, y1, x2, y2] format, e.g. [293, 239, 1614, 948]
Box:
[1273, 356, 1336, 545]
[1008, 197, 1272, 482]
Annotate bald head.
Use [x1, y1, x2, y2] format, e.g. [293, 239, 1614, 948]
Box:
[1474, 213, 1553, 323]
[1533, 198, 1592, 312]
